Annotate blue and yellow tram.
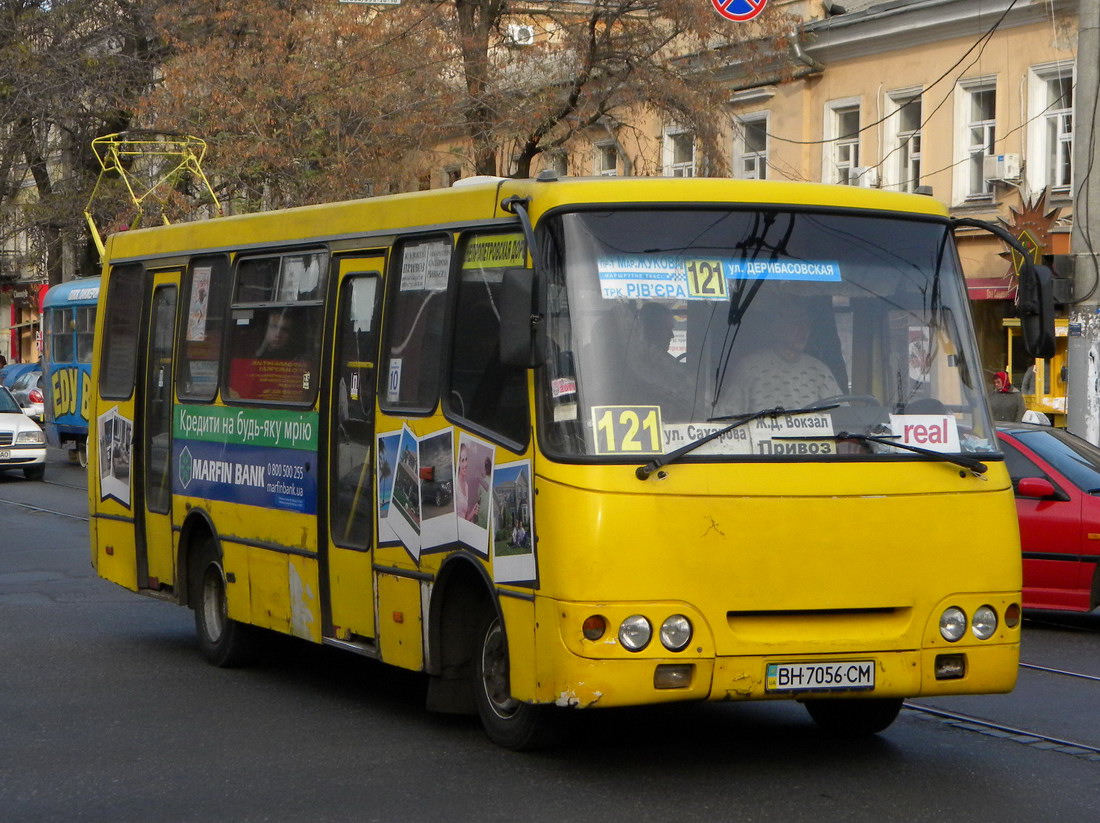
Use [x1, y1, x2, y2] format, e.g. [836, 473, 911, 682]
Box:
[42, 278, 99, 465]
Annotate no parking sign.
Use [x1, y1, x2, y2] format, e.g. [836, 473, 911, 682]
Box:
[711, 0, 768, 21]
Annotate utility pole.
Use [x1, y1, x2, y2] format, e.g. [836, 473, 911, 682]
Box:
[1067, 0, 1100, 441]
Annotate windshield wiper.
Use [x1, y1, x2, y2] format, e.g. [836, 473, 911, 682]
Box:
[635, 403, 840, 480]
[775, 431, 988, 476]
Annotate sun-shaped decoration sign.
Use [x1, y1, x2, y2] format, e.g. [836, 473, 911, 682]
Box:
[997, 189, 1062, 278]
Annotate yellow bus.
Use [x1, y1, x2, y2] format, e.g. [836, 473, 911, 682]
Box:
[89, 175, 1053, 749]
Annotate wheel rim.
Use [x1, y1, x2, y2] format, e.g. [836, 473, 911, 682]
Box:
[201, 562, 227, 643]
[480, 617, 521, 719]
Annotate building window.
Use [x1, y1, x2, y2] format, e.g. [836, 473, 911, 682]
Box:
[545, 150, 568, 177]
[957, 79, 996, 199]
[663, 128, 695, 177]
[594, 142, 618, 176]
[443, 166, 462, 187]
[825, 102, 860, 185]
[734, 114, 768, 180]
[886, 93, 922, 192]
[1028, 63, 1074, 195]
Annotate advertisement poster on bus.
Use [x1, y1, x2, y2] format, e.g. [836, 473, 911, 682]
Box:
[456, 431, 493, 557]
[386, 424, 422, 558]
[491, 460, 536, 585]
[376, 431, 400, 546]
[172, 405, 318, 514]
[97, 406, 132, 506]
[419, 428, 458, 552]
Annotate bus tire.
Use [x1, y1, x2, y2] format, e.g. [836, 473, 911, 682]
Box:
[473, 610, 556, 751]
[804, 697, 903, 736]
[191, 538, 261, 668]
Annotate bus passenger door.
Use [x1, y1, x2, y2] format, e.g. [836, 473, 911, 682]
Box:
[138, 274, 180, 590]
[323, 260, 383, 644]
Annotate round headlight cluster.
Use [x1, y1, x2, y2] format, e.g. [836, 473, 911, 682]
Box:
[938, 605, 1000, 642]
[618, 615, 651, 651]
[614, 614, 694, 652]
[660, 615, 693, 652]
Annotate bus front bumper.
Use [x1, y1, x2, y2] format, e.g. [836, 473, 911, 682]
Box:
[536, 644, 1019, 709]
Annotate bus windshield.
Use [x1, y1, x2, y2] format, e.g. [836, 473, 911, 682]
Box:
[539, 207, 995, 461]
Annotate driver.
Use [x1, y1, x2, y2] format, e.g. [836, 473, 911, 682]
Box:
[624, 302, 691, 416]
[718, 299, 840, 414]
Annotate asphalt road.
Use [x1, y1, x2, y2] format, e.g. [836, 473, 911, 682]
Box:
[2, 449, 1099, 822]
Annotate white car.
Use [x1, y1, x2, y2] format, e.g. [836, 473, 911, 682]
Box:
[0, 386, 46, 480]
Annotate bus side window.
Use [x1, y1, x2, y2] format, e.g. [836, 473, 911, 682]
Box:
[100, 263, 145, 399]
[223, 252, 325, 405]
[380, 236, 452, 414]
[177, 255, 230, 402]
[446, 233, 530, 448]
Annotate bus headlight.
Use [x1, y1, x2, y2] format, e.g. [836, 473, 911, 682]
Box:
[618, 615, 652, 651]
[659, 615, 692, 652]
[939, 607, 967, 642]
[971, 605, 998, 640]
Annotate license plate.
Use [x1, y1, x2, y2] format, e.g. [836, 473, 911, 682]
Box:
[765, 660, 875, 693]
[0, 449, 9, 460]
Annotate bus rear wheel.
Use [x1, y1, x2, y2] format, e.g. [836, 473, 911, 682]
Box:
[804, 697, 903, 736]
[473, 611, 555, 750]
[191, 538, 260, 668]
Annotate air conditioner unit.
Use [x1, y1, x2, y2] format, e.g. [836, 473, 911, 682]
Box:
[507, 24, 535, 46]
[983, 153, 1020, 182]
[846, 166, 877, 187]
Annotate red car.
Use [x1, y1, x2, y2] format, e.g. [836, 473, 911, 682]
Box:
[997, 423, 1100, 613]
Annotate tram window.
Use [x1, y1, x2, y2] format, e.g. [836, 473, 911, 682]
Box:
[446, 232, 530, 447]
[75, 306, 96, 363]
[100, 263, 144, 399]
[380, 236, 452, 414]
[47, 309, 74, 363]
[177, 255, 230, 402]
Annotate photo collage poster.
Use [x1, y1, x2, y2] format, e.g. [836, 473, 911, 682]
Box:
[386, 424, 422, 559]
[376, 427, 515, 566]
[376, 431, 400, 546]
[490, 459, 536, 585]
[455, 431, 493, 557]
[97, 406, 133, 506]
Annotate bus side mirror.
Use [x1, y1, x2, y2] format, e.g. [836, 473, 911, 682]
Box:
[1018, 262, 1056, 359]
[499, 268, 544, 367]
[951, 217, 1056, 360]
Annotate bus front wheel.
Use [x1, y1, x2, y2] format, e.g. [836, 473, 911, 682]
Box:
[191, 538, 260, 668]
[473, 611, 555, 750]
[804, 697, 903, 736]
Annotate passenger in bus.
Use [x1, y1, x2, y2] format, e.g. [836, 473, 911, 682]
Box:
[719, 299, 840, 414]
[623, 302, 691, 417]
[256, 309, 301, 359]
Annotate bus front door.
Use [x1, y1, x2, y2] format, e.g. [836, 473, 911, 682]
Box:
[138, 274, 180, 591]
[323, 260, 383, 644]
